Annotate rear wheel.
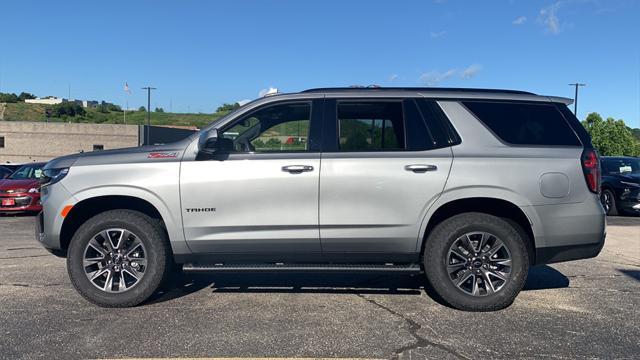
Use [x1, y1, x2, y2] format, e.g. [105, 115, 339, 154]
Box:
[67, 210, 172, 307]
[423, 212, 529, 311]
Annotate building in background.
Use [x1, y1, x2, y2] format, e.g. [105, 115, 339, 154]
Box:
[0, 122, 196, 163]
[24, 96, 64, 105]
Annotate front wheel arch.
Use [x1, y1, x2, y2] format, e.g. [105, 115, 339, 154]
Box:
[60, 195, 170, 255]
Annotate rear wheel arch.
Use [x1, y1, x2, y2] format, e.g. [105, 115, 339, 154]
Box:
[60, 195, 170, 254]
[421, 197, 536, 264]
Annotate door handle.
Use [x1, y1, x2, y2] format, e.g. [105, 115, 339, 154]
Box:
[282, 165, 314, 173]
[405, 164, 437, 173]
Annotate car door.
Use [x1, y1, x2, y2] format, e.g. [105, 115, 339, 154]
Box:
[180, 99, 324, 258]
[319, 98, 454, 256]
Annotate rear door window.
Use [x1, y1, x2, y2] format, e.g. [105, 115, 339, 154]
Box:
[337, 101, 405, 151]
[462, 101, 581, 146]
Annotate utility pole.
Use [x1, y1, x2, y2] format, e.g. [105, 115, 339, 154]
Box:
[141, 86, 156, 145]
[569, 83, 586, 115]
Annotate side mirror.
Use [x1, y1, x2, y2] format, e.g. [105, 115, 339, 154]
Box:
[198, 128, 219, 154]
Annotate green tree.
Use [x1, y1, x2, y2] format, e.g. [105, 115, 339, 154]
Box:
[582, 112, 639, 156]
[49, 102, 86, 117]
[215, 103, 240, 113]
[0, 92, 19, 103]
[138, 106, 146, 112]
[18, 92, 36, 101]
[105, 103, 121, 112]
[155, 107, 164, 112]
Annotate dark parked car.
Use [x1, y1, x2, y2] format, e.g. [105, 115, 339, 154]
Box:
[2, 164, 24, 173]
[600, 156, 640, 216]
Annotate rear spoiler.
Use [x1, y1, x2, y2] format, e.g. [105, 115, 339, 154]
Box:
[546, 96, 574, 105]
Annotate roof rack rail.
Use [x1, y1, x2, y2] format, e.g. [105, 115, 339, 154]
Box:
[301, 87, 536, 95]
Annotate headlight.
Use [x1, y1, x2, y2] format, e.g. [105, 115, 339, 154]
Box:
[40, 168, 69, 187]
[7, 188, 28, 193]
[620, 181, 640, 188]
[28, 188, 39, 193]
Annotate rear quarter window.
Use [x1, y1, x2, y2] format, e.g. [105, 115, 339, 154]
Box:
[462, 101, 582, 146]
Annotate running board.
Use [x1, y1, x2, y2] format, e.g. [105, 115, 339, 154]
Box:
[182, 263, 422, 273]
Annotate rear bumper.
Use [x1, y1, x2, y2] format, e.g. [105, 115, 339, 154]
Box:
[528, 195, 606, 265]
[535, 233, 605, 264]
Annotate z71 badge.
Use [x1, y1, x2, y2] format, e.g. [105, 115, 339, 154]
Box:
[147, 152, 178, 159]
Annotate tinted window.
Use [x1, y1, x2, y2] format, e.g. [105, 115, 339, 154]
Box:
[337, 101, 405, 151]
[415, 99, 460, 148]
[463, 101, 581, 146]
[221, 102, 311, 152]
[556, 104, 593, 147]
[603, 158, 640, 175]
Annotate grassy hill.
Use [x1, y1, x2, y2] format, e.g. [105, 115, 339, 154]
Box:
[2, 102, 225, 128]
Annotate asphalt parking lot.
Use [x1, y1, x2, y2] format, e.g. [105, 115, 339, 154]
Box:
[0, 215, 638, 360]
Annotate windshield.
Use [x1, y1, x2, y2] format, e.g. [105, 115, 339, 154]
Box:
[603, 158, 640, 175]
[8, 164, 44, 180]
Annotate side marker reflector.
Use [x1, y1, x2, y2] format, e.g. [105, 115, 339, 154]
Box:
[61, 205, 73, 218]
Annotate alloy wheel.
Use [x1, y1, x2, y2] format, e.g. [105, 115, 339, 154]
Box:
[446, 231, 512, 296]
[82, 228, 147, 293]
[600, 191, 612, 214]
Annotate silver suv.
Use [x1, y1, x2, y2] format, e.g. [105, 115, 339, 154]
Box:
[36, 87, 606, 311]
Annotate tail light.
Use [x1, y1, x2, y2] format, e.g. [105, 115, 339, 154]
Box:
[581, 149, 600, 194]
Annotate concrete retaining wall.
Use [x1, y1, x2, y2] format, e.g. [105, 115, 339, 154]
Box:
[0, 121, 139, 163]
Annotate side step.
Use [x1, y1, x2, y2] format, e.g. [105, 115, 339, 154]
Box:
[182, 263, 422, 273]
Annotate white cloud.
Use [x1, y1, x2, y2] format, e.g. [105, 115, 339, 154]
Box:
[419, 69, 457, 86]
[419, 64, 483, 85]
[237, 99, 251, 106]
[430, 30, 447, 38]
[461, 64, 482, 79]
[388, 74, 398, 82]
[512, 16, 527, 25]
[258, 87, 278, 97]
[539, 2, 562, 34]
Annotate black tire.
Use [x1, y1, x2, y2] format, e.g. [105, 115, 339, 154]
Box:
[423, 212, 529, 312]
[600, 189, 618, 216]
[67, 210, 172, 307]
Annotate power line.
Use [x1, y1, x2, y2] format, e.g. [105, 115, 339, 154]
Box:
[568, 83, 586, 116]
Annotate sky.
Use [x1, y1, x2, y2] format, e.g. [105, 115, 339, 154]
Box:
[0, 0, 638, 127]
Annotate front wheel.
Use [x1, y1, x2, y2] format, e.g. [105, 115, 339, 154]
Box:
[423, 212, 529, 311]
[600, 189, 618, 216]
[67, 210, 172, 307]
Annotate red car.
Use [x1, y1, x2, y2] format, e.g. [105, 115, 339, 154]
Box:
[0, 162, 46, 214]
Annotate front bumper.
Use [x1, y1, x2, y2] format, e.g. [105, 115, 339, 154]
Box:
[35, 182, 75, 253]
[618, 188, 640, 213]
[36, 211, 66, 257]
[0, 193, 42, 212]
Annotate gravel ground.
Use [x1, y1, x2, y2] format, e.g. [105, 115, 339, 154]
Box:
[0, 215, 638, 360]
